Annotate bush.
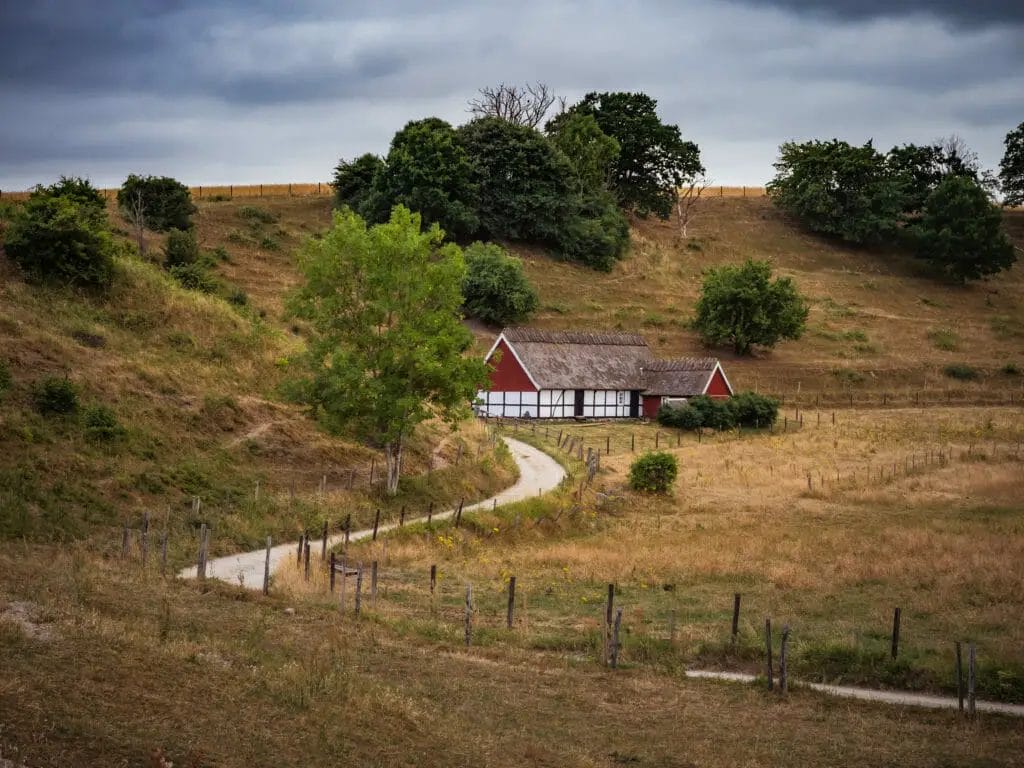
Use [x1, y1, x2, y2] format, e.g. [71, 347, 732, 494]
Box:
[33, 376, 79, 415]
[169, 263, 218, 293]
[3, 194, 116, 288]
[556, 192, 630, 270]
[944, 364, 979, 381]
[728, 392, 779, 428]
[657, 403, 703, 430]
[117, 174, 196, 232]
[688, 395, 737, 430]
[1001, 362, 1020, 376]
[34, 176, 106, 220]
[462, 242, 538, 325]
[83, 404, 124, 441]
[226, 287, 249, 306]
[238, 205, 277, 225]
[163, 228, 200, 269]
[628, 452, 678, 494]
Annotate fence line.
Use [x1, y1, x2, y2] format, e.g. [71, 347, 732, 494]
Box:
[0, 183, 768, 202]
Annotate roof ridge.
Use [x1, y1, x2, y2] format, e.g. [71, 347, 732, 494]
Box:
[502, 327, 649, 347]
[643, 358, 719, 371]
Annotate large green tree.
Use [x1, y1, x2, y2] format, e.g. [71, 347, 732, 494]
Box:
[548, 112, 620, 194]
[287, 205, 488, 495]
[332, 153, 384, 218]
[1000, 121, 1024, 207]
[768, 139, 904, 245]
[370, 118, 479, 240]
[556, 92, 703, 218]
[693, 259, 808, 355]
[457, 116, 574, 243]
[117, 175, 196, 232]
[912, 175, 1016, 282]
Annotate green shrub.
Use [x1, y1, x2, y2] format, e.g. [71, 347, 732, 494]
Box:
[628, 451, 678, 494]
[33, 377, 79, 416]
[258, 236, 280, 251]
[3, 194, 115, 288]
[169, 263, 218, 293]
[728, 391, 779, 427]
[163, 228, 200, 269]
[687, 395, 736, 430]
[657, 403, 703, 430]
[556, 192, 631, 271]
[226, 287, 249, 306]
[83, 404, 124, 441]
[462, 242, 538, 326]
[238, 205, 277, 225]
[943, 363, 979, 381]
[117, 174, 196, 231]
[211, 245, 230, 262]
[1001, 362, 1021, 376]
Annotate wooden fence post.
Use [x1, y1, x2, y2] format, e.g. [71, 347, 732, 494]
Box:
[296, 533, 304, 566]
[372, 508, 381, 541]
[427, 501, 434, 525]
[369, 458, 375, 488]
[455, 498, 464, 527]
[631, 434, 635, 452]
[507, 576, 516, 629]
[354, 564, 363, 616]
[610, 608, 624, 669]
[967, 643, 977, 717]
[731, 593, 741, 646]
[765, 618, 774, 690]
[955, 641, 965, 713]
[780, 625, 790, 693]
[263, 536, 271, 596]
[303, 539, 310, 581]
[371, 560, 379, 608]
[160, 530, 168, 577]
[329, 552, 336, 593]
[399, 505, 406, 526]
[604, 583, 615, 665]
[891, 607, 902, 659]
[430, 564, 437, 594]
[465, 584, 473, 646]
[606, 436, 610, 454]
[321, 520, 328, 561]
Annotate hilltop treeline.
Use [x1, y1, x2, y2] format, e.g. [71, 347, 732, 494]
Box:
[332, 88, 703, 271]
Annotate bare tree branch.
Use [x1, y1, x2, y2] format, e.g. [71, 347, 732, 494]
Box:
[125, 189, 147, 256]
[675, 175, 712, 241]
[468, 82, 557, 129]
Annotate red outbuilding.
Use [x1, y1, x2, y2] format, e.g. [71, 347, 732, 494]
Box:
[477, 328, 733, 419]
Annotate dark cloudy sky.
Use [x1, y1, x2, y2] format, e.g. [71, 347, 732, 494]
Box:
[1, 1, 1021, 190]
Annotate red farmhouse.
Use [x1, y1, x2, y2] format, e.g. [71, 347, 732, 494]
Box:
[477, 328, 732, 419]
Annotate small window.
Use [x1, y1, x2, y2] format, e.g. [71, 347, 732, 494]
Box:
[617, 391, 627, 405]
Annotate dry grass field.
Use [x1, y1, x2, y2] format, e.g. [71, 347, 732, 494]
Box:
[2, 192, 1024, 765]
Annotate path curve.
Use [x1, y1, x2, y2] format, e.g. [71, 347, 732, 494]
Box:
[178, 436, 564, 587]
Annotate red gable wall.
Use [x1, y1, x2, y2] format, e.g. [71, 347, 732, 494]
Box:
[704, 367, 731, 398]
[487, 340, 537, 392]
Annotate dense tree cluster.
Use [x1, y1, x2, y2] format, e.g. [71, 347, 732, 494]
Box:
[768, 135, 1016, 282]
[117, 174, 196, 232]
[1000, 121, 1024, 208]
[331, 88, 702, 275]
[658, 392, 779, 431]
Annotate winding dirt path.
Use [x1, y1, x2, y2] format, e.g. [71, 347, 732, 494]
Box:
[178, 436, 565, 587]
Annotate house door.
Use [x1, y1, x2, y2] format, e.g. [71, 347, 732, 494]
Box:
[629, 391, 640, 418]
[574, 389, 585, 418]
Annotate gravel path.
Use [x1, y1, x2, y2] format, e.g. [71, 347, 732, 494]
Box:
[685, 670, 1024, 717]
[178, 436, 565, 588]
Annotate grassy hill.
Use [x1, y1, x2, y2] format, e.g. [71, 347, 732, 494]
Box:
[0, 197, 514, 557]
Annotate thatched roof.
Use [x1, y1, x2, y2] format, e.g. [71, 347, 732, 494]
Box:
[641, 358, 720, 396]
[500, 328, 653, 389]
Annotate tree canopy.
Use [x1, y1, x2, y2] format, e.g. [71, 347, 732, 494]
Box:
[287, 205, 488, 495]
[548, 112, 620, 194]
[1000, 121, 1024, 207]
[912, 175, 1016, 282]
[370, 118, 479, 239]
[693, 259, 808, 355]
[462, 241, 538, 326]
[117, 174, 196, 232]
[557, 92, 703, 218]
[332, 153, 384, 218]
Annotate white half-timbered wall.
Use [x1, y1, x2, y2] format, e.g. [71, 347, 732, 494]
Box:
[475, 389, 634, 419]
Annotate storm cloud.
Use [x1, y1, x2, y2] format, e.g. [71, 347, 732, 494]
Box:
[1, 1, 1021, 189]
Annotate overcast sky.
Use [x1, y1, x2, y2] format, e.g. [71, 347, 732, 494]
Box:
[1, 1, 1021, 190]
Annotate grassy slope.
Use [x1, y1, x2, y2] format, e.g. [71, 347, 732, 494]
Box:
[0, 196, 514, 560]
[513, 198, 1024, 393]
